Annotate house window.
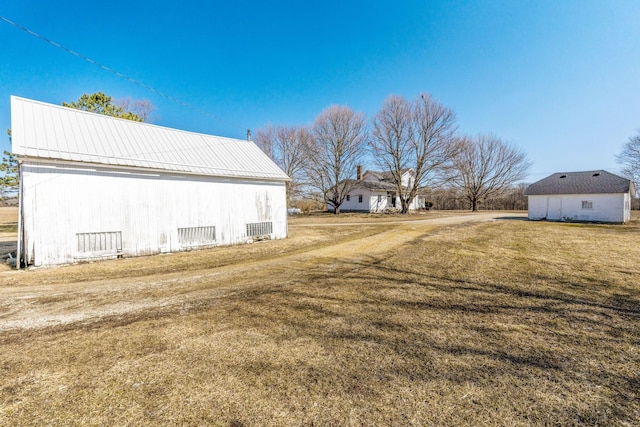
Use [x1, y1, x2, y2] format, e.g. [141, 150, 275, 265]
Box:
[346, 195, 350, 201]
[377, 195, 382, 203]
[358, 195, 363, 203]
[581, 201, 593, 209]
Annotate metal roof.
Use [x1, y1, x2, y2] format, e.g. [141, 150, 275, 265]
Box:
[524, 170, 634, 195]
[10, 96, 289, 181]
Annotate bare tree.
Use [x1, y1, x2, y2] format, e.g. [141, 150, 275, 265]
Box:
[482, 183, 528, 210]
[370, 95, 412, 210]
[254, 124, 311, 206]
[116, 97, 156, 122]
[306, 105, 367, 214]
[426, 186, 467, 210]
[616, 130, 640, 188]
[370, 93, 458, 213]
[452, 134, 531, 211]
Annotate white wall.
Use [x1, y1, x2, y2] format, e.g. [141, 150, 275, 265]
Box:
[624, 192, 632, 222]
[339, 189, 373, 211]
[368, 192, 391, 212]
[337, 189, 422, 213]
[528, 195, 550, 220]
[401, 171, 414, 188]
[528, 193, 629, 223]
[20, 161, 288, 266]
[338, 190, 399, 212]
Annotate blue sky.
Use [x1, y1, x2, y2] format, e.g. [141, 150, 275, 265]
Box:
[1, 0, 639, 181]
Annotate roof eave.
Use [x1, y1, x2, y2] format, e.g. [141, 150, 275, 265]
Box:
[16, 156, 291, 182]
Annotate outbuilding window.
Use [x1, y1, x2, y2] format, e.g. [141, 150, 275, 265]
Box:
[346, 195, 350, 201]
[377, 195, 382, 203]
[581, 201, 593, 209]
[358, 195, 363, 203]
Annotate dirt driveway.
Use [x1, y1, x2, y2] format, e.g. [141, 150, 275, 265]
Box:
[289, 211, 522, 226]
[0, 212, 525, 332]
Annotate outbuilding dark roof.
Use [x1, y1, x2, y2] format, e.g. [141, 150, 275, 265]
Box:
[524, 170, 634, 195]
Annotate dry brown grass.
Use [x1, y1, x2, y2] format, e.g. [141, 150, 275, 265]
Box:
[0, 222, 387, 279]
[0, 212, 639, 426]
[288, 209, 487, 225]
[0, 207, 17, 237]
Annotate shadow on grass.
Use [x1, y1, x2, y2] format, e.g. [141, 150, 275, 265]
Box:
[340, 256, 640, 316]
[244, 254, 636, 370]
[493, 216, 528, 221]
[8, 247, 637, 425]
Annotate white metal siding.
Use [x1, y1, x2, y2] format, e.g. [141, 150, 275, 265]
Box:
[528, 193, 627, 223]
[20, 161, 287, 266]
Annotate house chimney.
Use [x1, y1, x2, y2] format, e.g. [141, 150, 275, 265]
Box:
[357, 165, 363, 180]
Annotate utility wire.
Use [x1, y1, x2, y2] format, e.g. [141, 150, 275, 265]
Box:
[0, 15, 250, 137]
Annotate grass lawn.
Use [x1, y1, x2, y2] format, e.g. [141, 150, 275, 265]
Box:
[0, 213, 638, 425]
[0, 207, 17, 237]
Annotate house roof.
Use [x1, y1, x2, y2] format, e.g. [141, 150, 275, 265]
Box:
[524, 170, 634, 195]
[363, 168, 413, 182]
[10, 96, 289, 181]
[351, 179, 397, 191]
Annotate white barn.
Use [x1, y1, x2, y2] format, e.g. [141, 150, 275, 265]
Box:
[524, 170, 635, 223]
[11, 96, 289, 267]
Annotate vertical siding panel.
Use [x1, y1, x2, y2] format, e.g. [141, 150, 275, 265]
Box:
[20, 162, 288, 266]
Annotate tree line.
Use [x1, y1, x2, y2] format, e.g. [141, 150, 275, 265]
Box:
[256, 92, 531, 213]
[5, 91, 636, 211]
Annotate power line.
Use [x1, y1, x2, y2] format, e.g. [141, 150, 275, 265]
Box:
[0, 15, 250, 136]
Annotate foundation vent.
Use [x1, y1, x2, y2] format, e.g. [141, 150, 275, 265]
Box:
[178, 226, 216, 246]
[246, 221, 273, 237]
[77, 231, 123, 255]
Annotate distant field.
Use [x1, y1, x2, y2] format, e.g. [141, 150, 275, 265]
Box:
[288, 209, 470, 224]
[0, 211, 638, 425]
[0, 207, 17, 236]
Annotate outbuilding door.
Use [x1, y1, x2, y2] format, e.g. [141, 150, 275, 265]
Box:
[547, 197, 562, 220]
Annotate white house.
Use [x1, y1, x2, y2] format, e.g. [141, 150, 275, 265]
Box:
[11, 96, 289, 267]
[524, 170, 635, 223]
[334, 167, 425, 213]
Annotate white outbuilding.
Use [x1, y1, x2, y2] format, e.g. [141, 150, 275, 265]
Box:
[11, 96, 289, 267]
[524, 170, 635, 223]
